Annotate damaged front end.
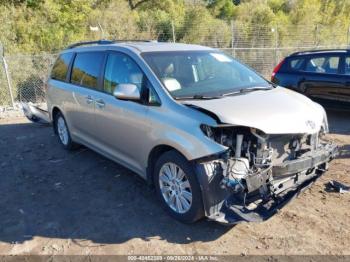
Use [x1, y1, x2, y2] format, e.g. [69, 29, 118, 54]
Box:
[195, 125, 338, 224]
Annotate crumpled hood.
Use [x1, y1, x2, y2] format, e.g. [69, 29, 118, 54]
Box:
[183, 87, 327, 134]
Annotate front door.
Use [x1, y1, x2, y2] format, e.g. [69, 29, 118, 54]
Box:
[93, 52, 157, 175]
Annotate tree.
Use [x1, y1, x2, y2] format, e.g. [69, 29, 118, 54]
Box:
[0, 0, 43, 8]
[180, 4, 231, 47]
[206, 0, 237, 19]
[89, 1, 140, 40]
[127, 0, 152, 9]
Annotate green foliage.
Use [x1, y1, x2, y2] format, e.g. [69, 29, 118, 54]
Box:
[0, 0, 43, 8]
[0, 0, 350, 54]
[89, 1, 140, 40]
[207, 0, 237, 19]
[180, 5, 231, 47]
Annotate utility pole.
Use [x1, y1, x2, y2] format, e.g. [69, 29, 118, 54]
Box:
[231, 20, 235, 57]
[0, 42, 15, 108]
[98, 22, 105, 39]
[90, 23, 104, 39]
[171, 21, 176, 43]
[272, 25, 278, 66]
[314, 24, 319, 46]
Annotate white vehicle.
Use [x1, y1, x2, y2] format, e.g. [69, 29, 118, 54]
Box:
[46, 40, 337, 224]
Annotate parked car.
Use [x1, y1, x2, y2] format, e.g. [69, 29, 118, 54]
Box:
[271, 49, 350, 110]
[47, 40, 337, 225]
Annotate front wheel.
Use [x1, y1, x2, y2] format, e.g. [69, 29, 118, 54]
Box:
[154, 150, 204, 223]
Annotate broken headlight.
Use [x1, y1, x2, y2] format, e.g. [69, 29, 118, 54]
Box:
[200, 124, 215, 139]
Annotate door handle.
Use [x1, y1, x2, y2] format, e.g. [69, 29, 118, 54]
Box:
[86, 95, 94, 104]
[95, 99, 105, 108]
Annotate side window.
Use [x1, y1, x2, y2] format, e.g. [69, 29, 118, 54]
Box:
[104, 53, 143, 93]
[104, 52, 160, 105]
[289, 58, 304, 71]
[50, 53, 73, 81]
[71, 52, 104, 89]
[345, 57, 350, 75]
[305, 56, 339, 74]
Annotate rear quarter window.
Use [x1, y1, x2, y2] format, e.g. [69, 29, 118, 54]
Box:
[345, 57, 350, 75]
[50, 53, 74, 81]
[288, 57, 305, 71]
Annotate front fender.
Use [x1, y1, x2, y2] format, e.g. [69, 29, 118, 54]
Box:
[149, 128, 227, 162]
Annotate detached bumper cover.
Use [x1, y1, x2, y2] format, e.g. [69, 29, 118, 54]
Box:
[210, 173, 321, 224]
[196, 142, 338, 225]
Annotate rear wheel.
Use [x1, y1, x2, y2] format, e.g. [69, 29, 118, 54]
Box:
[154, 150, 204, 223]
[54, 112, 78, 150]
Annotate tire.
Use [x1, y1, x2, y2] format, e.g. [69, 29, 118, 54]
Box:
[154, 150, 204, 223]
[54, 112, 78, 150]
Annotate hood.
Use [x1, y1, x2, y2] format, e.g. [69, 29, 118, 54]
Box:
[182, 87, 326, 134]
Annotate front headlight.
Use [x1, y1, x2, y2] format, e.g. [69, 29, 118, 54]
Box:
[322, 115, 329, 133]
[314, 102, 329, 133]
[200, 124, 214, 139]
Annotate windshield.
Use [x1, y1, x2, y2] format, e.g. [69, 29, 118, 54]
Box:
[142, 51, 270, 99]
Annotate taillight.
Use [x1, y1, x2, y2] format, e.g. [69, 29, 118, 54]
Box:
[271, 59, 285, 81]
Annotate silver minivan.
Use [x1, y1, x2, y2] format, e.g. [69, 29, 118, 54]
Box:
[47, 40, 337, 224]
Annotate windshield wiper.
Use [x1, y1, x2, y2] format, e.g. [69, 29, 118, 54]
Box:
[176, 85, 274, 100]
[240, 86, 274, 93]
[222, 86, 274, 97]
[175, 94, 222, 100]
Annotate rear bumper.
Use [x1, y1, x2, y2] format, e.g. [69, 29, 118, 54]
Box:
[195, 142, 338, 225]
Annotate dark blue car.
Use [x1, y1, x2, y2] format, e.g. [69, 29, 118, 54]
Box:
[271, 49, 350, 110]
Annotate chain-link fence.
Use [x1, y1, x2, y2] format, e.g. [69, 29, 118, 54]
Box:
[0, 53, 56, 110]
[0, 22, 349, 111]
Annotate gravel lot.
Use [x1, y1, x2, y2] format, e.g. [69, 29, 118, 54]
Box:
[0, 110, 349, 255]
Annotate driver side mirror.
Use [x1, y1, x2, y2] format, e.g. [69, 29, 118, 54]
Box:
[113, 84, 141, 101]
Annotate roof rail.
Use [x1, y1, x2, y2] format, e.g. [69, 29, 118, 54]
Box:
[66, 39, 157, 49]
[290, 49, 350, 56]
[66, 40, 115, 49]
[115, 39, 157, 42]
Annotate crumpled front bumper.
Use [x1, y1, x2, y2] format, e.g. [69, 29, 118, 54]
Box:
[195, 142, 338, 225]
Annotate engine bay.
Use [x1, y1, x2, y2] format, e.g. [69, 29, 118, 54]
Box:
[200, 124, 332, 201]
[196, 124, 337, 223]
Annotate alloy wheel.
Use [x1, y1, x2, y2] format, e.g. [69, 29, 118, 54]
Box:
[57, 116, 69, 146]
[159, 162, 193, 214]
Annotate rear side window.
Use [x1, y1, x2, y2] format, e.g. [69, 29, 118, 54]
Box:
[289, 57, 304, 71]
[345, 57, 350, 75]
[305, 56, 340, 74]
[71, 52, 104, 89]
[51, 53, 73, 81]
